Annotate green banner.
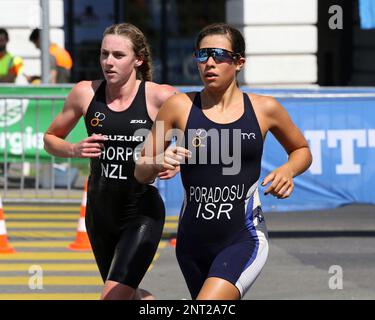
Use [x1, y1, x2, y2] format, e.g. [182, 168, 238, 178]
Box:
[0, 85, 73, 95]
[0, 85, 87, 163]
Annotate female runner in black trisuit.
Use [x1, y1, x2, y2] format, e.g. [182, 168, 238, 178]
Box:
[43, 23, 178, 300]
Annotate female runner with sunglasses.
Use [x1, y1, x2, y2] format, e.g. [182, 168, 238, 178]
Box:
[135, 23, 312, 300]
[43, 23, 179, 300]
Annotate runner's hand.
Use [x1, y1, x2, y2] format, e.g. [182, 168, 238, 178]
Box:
[155, 146, 191, 172]
[261, 163, 294, 199]
[72, 134, 107, 158]
[158, 166, 180, 180]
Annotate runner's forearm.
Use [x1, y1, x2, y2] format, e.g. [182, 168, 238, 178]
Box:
[43, 133, 75, 158]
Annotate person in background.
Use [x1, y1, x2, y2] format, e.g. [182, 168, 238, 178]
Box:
[0, 28, 23, 83]
[28, 28, 73, 83]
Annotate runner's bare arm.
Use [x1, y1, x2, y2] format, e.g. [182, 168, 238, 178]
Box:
[260, 96, 312, 198]
[43, 81, 106, 158]
[135, 94, 190, 183]
[154, 84, 180, 107]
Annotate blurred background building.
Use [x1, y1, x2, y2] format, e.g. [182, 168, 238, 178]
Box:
[1, 0, 374, 86]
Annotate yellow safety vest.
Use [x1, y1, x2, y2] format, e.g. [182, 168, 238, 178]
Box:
[0, 52, 14, 76]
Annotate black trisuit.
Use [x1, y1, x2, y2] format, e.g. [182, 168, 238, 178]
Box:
[84, 80, 165, 288]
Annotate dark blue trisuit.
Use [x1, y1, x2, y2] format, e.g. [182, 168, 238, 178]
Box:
[84, 80, 165, 289]
[177, 92, 269, 299]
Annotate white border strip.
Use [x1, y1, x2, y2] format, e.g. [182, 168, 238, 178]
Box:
[269, 93, 375, 98]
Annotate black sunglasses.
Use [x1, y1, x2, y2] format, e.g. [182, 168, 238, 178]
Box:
[193, 48, 240, 64]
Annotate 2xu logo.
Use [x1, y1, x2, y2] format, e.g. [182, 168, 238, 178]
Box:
[130, 120, 147, 124]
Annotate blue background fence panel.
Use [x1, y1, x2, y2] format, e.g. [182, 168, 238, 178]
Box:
[359, 0, 375, 29]
[156, 88, 375, 215]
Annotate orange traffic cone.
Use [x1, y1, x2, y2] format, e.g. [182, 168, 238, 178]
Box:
[0, 195, 15, 253]
[169, 238, 177, 247]
[69, 180, 91, 251]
